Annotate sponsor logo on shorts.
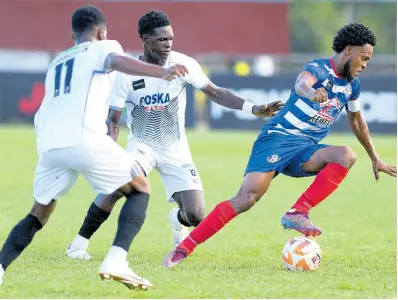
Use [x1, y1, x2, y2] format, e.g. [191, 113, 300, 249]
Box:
[267, 154, 280, 163]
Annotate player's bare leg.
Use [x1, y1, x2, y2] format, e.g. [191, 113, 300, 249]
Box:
[0, 200, 56, 286]
[98, 173, 153, 290]
[281, 146, 356, 236]
[169, 190, 205, 247]
[163, 171, 274, 268]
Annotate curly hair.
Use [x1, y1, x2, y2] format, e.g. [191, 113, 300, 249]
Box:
[72, 5, 106, 33]
[332, 23, 377, 53]
[138, 10, 171, 38]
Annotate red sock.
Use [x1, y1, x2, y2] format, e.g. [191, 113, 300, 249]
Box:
[178, 200, 238, 254]
[291, 162, 349, 214]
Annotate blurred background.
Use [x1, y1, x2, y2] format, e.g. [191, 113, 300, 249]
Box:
[0, 0, 396, 134]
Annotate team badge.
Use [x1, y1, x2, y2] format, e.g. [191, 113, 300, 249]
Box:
[267, 154, 280, 164]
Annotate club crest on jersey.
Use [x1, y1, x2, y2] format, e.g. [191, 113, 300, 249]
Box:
[267, 154, 280, 164]
[132, 79, 145, 91]
[309, 98, 341, 128]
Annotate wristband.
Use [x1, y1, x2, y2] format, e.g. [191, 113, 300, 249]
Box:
[242, 101, 254, 114]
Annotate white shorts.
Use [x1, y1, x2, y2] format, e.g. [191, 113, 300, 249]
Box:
[125, 139, 203, 202]
[33, 136, 141, 205]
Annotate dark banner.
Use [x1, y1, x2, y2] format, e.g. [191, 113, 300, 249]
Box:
[0, 73, 196, 128]
[207, 75, 397, 133]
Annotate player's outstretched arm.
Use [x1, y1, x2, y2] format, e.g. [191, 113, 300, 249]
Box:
[294, 72, 328, 103]
[106, 109, 122, 142]
[201, 81, 284, 117]
[105, 53, 188, 80]
[347, 110, 397, 181]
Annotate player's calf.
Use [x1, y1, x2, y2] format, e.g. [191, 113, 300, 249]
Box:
[0, 214, 43, 271]
[0, 200, 54, 275]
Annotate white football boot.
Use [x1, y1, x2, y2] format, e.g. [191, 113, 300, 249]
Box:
[66, 244, 91, 260]
[66, 235, 91, 260]
[99, 250, 152, 290]
[169, 207, 190, 247]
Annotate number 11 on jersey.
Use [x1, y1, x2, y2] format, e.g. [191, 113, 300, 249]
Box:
[54, 58, 75, 97]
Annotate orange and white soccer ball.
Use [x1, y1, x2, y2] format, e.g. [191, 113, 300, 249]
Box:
[282, 236, 322, 271]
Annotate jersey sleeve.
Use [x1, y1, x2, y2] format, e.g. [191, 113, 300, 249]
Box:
[302, 60, 329, 83]
[347, 78, 361, 112]
[109, 72, 131, 111]
[99, 40, 124, 72]
[183, 57, 210, 90]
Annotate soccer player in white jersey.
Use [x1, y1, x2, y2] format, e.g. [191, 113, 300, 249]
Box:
[65, 10, 283, 259]
[0, 6, 189, 290]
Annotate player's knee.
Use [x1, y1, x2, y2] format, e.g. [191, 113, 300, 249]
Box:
[30, 200, 55, 227]
[119, 176, 151, 196]
[184, 207, 205, 227]
[132, 176, 151, 194]
[339, 146, 357, 169]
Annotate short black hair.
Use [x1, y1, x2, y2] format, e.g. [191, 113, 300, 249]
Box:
[332, 23, 377, 53]
[72, 5, 106, 33]
[138, 10, 171, 38]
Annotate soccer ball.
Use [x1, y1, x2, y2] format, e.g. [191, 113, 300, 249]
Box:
[282, 236, 322, 271]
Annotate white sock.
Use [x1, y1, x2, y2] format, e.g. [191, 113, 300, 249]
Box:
[107, 246, 128, 262]
[170, 207, 183, 229]
[70, 234, 89, 250]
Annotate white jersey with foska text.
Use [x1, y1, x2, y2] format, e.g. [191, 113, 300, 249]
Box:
[110, 51, 210, 151]
[34, 40, 124, 152]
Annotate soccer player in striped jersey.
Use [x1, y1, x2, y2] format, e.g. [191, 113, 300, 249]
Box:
[163, 23, 397, 268]
[66, 10, 283, 260]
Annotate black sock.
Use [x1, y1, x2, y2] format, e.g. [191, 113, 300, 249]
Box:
[78, 202, 110, 239]
[113, 191, 149, 252]
[177, 209, 192, 227]
[0, 214, 42, 270]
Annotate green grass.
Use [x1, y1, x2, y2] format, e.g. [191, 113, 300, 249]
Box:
[0, 126, 396, 299]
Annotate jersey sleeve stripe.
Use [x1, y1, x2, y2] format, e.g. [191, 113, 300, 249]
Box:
[302, 71, 317, 82]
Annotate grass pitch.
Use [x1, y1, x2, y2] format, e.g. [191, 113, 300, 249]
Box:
[0, 126, 396, 298]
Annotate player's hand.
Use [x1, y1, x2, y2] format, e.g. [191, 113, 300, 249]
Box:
[372, 157, 397, 181]
[162, 64, 189, 81]
[310, 88, 328, 103]
[252, 101, 284, 117]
